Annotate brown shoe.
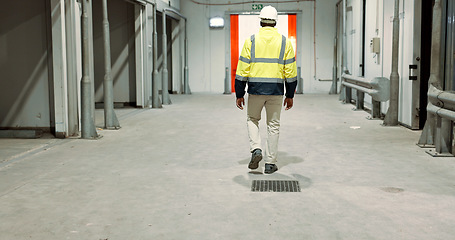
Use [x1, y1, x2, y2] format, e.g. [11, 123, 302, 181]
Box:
[248, 149, 262, 169]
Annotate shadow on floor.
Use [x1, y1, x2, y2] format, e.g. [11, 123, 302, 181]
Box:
[237, 151, 305, 169]
[234, 151, 311, 190]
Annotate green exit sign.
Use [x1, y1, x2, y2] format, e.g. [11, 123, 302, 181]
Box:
[252, 4, 264, 10]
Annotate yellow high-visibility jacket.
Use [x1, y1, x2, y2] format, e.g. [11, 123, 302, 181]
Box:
[235, 27, 297, 98]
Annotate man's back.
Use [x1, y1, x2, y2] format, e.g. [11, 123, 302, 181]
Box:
[253, 27, 283, 59]
[236, 26, 296, 97]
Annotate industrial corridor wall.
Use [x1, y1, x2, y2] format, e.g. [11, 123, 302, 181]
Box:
[382, 0, 421, 129]
[181, 1, 337, 93]
[0, 0, 51, 129]
[343, 0, 422, 129]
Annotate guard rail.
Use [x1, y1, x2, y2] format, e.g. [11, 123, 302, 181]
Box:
[342, 74, 390, 119]
[426, 84, 455, 156]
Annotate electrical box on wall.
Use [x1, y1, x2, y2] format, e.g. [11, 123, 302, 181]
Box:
[370, 37, 380, 54]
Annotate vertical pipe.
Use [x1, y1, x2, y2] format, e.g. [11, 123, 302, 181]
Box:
[102, 0, 120, 129]
[296, 67, 303, 94]
[152, 4, 162, 108]
[453, 2, 455, 92]
[375, 0, 380, 34]
[184, 19, 191, 94]
[224, 67, 230, 94]
[339, 0, 350, 102]
[343, 0, 352, 106]
[383, 0, 400, 126]
[342, 0, 348, 74]
[162, 11, 171, 105]
[447, 0, 454, 91]
[88, 1, 96, 123]
[330, 3, 338, 95]
[361, 0, 366, 76]
[145, 5, 153, 106]
[313, 1, 317, 79]
[81, 0, 97, 139]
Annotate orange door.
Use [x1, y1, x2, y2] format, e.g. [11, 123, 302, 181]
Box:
[288, 14, 297, 58]
[230, 14, 239, 93]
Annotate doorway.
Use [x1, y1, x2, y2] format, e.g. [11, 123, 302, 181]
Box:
[93, 0, 137, 108]
[419, 0, 433, 129]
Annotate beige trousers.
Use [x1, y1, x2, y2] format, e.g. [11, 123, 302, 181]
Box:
[247, 94, 283, 164]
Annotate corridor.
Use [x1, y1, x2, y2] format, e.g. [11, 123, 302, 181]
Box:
[1, 94, 455, 240]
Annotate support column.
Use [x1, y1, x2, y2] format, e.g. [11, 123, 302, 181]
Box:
[418, 0, 442, 146]
[342, 0, 348, 75]
[81, 0, 98, 139]
[152, 5, 162, 108]
[296, 67, 303, 94]
[183, 18, 190, 94]
[102, 0, 120, 130]
[339, 0, 350, 102]
[383, 0, 400, 126]
[224, 67, 230, 94]
[330, 3, 338, 95]
[88, 0, 96, 122]
[162, 11, 171, 105]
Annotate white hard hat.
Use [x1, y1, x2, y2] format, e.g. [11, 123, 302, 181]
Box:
[259, 6, 278, 21]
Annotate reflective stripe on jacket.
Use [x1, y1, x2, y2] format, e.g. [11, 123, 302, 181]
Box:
[235, 27, 297, 98]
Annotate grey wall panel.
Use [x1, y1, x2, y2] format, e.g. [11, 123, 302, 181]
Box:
[0, 0, 51, 128]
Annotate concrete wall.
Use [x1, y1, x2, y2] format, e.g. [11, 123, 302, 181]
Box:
[0, 0, 51, 129]
[181, 0, 338, 94]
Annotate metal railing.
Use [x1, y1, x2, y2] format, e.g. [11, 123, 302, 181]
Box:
[342, 74, 390, 119]
[426, 84, 455, 156]
[418, 0, 454, 157]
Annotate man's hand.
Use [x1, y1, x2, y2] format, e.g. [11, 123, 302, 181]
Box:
[236, 98, 245, 110]
[284, 98, 293, 110]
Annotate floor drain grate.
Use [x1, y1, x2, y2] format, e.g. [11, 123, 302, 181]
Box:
[251, 180, 301, 192]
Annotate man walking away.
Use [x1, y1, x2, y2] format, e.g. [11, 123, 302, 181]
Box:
[235, 5, 297, 174]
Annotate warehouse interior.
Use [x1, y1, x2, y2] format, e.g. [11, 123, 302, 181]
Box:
[1, 0, 455, 239]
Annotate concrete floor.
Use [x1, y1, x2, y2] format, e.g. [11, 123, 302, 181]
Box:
[1, 94, 455, 240]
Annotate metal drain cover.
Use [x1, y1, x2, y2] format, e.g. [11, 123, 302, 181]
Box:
[251, 180, 301, 192]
